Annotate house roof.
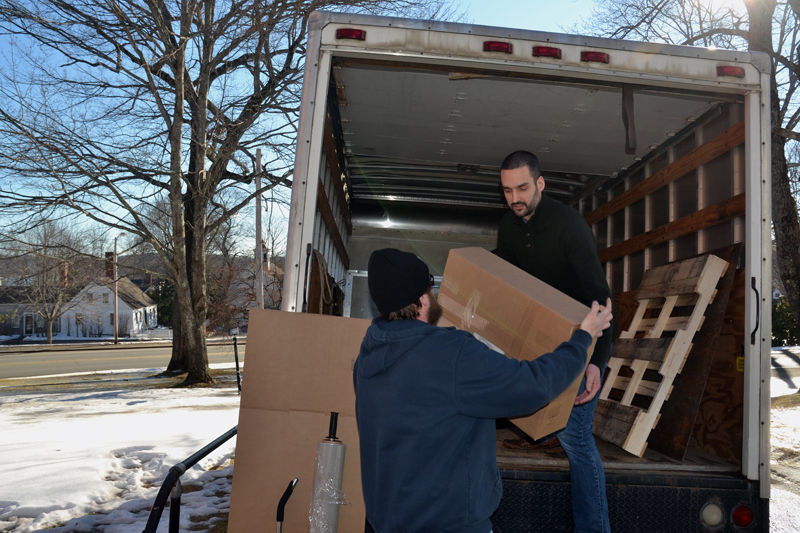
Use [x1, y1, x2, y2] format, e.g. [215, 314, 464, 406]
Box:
[95, 277, 156, 310]
[0, 286, 33, 305]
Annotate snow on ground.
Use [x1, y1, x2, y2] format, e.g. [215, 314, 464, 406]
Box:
[0, 365, 240, 533]
[2, 352, 800, 532]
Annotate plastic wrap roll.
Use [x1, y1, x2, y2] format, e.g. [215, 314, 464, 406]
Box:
[308, 440, 346, 533]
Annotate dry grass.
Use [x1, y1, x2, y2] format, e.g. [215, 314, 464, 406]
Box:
[772, 392, 800, 410]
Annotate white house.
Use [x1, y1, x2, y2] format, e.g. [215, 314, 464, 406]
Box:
[63, 277, 157, 338]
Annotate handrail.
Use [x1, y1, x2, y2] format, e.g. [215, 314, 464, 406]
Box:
[142, 425, 238, 533]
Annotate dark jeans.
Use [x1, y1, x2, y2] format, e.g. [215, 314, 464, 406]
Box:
[557, 364, 611, 533]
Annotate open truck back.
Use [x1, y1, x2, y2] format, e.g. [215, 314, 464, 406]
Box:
[281, 11, 771, 532]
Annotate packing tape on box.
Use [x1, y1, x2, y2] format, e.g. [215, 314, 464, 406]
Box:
[309, 440, 347, 533]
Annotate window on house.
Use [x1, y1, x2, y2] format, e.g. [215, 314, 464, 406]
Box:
[86, 292, 93, 303]
[103, 293, 109, 304]
[110, 313, 114, 326]
[75, 314, 83, 325]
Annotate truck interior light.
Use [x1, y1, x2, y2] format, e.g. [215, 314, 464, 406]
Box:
[532, 46, 562, 59]
[717, 65, 746, 78]
[335, 28, 366, 41]
[731, 505, 754, 528]
[483, 41, 513, 53]
[581, 51, 610, 64]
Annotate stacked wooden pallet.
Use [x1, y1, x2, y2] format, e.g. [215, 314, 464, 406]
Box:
[593, 254, 729, 457]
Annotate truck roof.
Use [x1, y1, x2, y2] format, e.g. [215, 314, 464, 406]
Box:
[309, 11, 766, 214]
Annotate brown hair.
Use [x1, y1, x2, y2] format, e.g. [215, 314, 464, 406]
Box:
[379, 287, 432, 322]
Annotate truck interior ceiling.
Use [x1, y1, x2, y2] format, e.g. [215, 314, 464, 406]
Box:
[326, 59, 746, 320]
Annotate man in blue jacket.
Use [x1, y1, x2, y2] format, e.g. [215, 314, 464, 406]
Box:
[354, 248, 612, 533]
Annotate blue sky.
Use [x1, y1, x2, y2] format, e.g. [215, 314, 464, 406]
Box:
[464, 0, 596, 33]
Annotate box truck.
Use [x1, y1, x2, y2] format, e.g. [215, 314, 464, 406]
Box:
[281, 10, 771, 532]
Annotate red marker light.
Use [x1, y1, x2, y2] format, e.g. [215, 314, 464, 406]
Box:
[335, 28, 366, 41]
[732, 505, 754, 528]
[533, 46, 562, 59]
[484, 41, 513, 54]
[581, 51, 610, 64]
[717, 65, 746, 78]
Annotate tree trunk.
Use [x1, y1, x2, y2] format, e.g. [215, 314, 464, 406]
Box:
[46, 319, 53, 344]
[745, 1, 800, 334]
[166, 302, 185, 373]
[181, 186, 212, 385]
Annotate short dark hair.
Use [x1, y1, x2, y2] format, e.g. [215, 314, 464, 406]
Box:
[379, 287, 433, 322]
[501, 151, 541, 179]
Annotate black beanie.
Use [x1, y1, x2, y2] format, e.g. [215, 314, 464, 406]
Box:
[368, 248, 430, 314]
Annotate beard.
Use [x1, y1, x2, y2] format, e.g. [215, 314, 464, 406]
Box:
[510, 187, 541, 219]
[427, 293, 443, 326]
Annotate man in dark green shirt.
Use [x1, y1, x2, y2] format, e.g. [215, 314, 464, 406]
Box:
[496, 150, 614, 533]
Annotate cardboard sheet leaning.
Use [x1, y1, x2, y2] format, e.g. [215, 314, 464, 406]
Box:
[228, 309, 370, 533]
[437, 247, 595, 440]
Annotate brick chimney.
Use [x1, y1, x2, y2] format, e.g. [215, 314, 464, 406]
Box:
[105, 252, 114, 278]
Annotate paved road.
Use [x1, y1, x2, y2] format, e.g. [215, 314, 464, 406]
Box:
[0, 341, 246, 379]
[772, 347, 800, 397]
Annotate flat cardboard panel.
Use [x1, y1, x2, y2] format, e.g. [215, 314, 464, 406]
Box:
[228, 409, 364, 533]
[229, 309, 371, 533]
[241, 309, 370, 416]
[438, 247, 594, 439]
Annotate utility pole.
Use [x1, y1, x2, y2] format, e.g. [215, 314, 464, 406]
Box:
[113, 233, 126, 344]
[255, 149, 264, 309]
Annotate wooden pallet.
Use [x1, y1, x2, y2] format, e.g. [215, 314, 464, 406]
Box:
[593, 254, 729, 457]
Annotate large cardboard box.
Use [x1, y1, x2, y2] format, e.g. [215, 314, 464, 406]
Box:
[438, 247, 594, 440]
[228, 309, 370, 533]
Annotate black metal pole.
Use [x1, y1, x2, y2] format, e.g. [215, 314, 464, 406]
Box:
[169, 479, 182, 533]
[142, 426, 238, 533]
[233, 336, 242, 393]
[277, 478, 298, 533]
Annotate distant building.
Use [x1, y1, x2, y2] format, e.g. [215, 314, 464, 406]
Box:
[63, 277, 157, 338]
[0, 287, 38, 337]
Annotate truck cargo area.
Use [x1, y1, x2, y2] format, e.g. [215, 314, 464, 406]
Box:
[276, 11, 772, 532]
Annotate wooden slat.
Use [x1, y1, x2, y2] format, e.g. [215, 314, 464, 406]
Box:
[638, 316, 693, 332]
[323, 111, 353, 236]
[621, 295, 677, 406]
[647, 295, 677, 338]
[585, 121, 744, 226]
[646, 294, 699, 308]
[594, 399, 642, 449]
[316, 184, 350, 270]
[612, 376, 660, 397]
[636, 255, 728, 300]
[648, 245, 740, 461]
[598, 194, 745, 264]
[611, 338, 673, 363]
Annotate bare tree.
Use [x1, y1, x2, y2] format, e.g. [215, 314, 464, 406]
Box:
[580, 0, 800, 333]
[0, 0, 464, 384]
[0, 222, 98, 343]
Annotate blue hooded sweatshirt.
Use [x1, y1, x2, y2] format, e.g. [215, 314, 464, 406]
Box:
[354, 317, 592, 533]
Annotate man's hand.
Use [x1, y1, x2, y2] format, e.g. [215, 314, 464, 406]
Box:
[580, 298, 613, 339]
[574, 364, 602, 405]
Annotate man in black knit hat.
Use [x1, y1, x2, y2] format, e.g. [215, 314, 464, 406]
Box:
[354, 247, 613, 533]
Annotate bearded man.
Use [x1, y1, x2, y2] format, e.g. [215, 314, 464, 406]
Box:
[497, 150, 616, 533]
